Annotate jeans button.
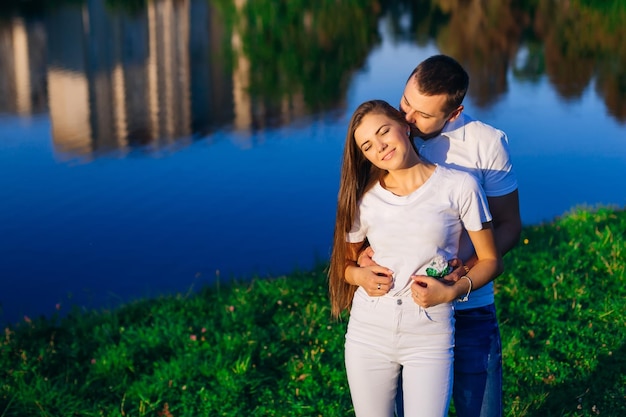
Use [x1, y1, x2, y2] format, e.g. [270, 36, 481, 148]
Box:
[397, 299, 403, 305]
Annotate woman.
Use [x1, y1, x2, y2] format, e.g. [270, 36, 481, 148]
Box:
[328, 100, 502, 417]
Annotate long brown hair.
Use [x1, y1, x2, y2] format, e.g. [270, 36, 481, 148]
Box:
[328, 100, 410, 318]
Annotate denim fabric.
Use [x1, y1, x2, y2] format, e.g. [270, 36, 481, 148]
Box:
[452, 303, 503, 417]
[394, 303, 502, 417]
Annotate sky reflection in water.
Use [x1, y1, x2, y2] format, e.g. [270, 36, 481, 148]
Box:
[1, 1, 625, 325]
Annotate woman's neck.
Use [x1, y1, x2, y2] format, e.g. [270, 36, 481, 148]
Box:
[381, 159, 435, 196]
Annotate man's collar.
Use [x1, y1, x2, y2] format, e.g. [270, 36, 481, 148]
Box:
[441, 112, 469, 141]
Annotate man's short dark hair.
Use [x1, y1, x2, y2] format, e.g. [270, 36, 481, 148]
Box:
[407, 55, 469, 114]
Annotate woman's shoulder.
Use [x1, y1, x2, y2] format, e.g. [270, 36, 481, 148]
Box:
[433, 165, 481, 191]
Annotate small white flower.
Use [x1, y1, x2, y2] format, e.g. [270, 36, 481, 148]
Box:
[425, 255, 451, 278]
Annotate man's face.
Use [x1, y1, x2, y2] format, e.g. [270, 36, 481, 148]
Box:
[399, 81, 462, 139]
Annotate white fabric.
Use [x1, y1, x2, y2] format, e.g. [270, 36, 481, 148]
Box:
[413, 113, 517, 198]
[344, 165, 490, 415]
[345, 292, 453, 417]
[413, 113, 518, 309]
[348, 165, 491, 296]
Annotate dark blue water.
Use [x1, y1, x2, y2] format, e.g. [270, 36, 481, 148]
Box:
[1, 3, 626, 325]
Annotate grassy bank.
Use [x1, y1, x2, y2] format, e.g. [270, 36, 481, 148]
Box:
[1, 207, 625, 416]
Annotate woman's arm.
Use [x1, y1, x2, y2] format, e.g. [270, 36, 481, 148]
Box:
[411, 222, 502, 307]
[446, 191, 521, 279]
[456, 223, 503, 294]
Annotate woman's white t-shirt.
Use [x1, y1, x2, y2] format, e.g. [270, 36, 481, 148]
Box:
[348, 165, 491, 297]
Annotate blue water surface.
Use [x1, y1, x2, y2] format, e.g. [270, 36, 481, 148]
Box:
[1, 11, 626, 325]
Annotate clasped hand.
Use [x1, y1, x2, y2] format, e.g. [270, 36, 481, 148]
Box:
[351, 264, 393, 296]
[357, 247, 466, 306]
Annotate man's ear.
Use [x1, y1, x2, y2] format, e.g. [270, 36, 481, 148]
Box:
[447, 105, 464, 122]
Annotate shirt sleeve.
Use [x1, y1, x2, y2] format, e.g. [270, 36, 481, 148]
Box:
[458, 173, 492, 231]
[482, 129, 518, 197]
[347, 207, 366, 243]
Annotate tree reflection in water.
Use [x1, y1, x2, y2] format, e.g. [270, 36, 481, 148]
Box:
[0, 0, 624, 152]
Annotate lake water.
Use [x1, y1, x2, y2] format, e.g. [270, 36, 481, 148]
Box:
[1, 0, 625, 325]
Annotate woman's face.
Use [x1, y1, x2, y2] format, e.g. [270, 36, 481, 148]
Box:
[354, 112, 414, 170]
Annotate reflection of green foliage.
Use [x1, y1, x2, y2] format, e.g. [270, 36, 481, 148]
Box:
[574, 0, 626, 28]
[538, 0, 626, 119]
[2, 0, 625, 121]
[379, 0, 626, 119]
[208, 0, 238, 75]
[379, 0, 448, 45]
[239, 0, 381, 111]
[211, 0, 237, 21]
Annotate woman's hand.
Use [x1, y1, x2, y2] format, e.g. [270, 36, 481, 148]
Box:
[410, 275, 457, 308]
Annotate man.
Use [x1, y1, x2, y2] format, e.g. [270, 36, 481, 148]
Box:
[350, 54, 521, 417]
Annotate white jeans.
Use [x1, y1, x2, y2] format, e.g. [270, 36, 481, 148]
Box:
[345, 289, 454, 417]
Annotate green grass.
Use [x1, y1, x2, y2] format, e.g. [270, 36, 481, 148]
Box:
[1, 206, 625, 416]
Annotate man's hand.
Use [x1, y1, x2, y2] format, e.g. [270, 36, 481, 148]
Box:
[356, 246, 376, 267]
[440, 257, 467, 284]
[346, 246, 394, 296]
[347, 264, 394, 296]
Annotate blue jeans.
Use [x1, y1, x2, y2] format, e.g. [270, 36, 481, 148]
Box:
[395, 304, 502, 417]
[452, 304, 502, 417]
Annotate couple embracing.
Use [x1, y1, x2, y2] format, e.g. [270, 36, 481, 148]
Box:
[328, 55, 522, 417]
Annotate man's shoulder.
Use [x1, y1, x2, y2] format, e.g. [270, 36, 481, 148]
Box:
[454, 113, 505, 139]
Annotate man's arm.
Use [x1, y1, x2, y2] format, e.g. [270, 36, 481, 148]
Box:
[344, 245, 394, 296]
[460, 189, 521, 275]
[488, 189, 522, 257]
